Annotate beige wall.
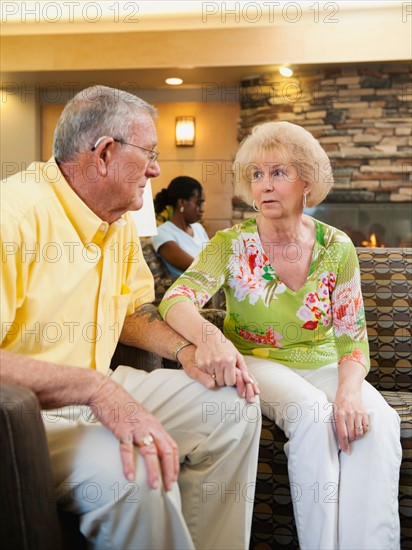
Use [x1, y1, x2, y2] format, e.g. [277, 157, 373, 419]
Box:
[154, 102, 239, 235]
[41, 104, 63, 161]
[41, 100, 239, 234]
[1, 91, 40, 180]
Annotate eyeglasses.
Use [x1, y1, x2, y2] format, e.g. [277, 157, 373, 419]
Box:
[91, 136, 159, 164]
[113, 138, 159, 164]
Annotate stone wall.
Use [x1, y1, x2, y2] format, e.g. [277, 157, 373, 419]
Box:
[237, 63, 411, 202]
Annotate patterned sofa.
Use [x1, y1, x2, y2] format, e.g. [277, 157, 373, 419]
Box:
[135, 241, 412, 549]
[3, 244, 409, 548]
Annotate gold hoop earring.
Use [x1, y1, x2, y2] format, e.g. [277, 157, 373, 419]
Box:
[303, 194, 307, 209]
[252, 201, 259, 212]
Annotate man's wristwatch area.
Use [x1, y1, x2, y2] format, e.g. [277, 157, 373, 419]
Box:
[172, 341, 195, 367]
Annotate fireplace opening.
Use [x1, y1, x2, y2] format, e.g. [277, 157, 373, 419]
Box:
[232, 192, 411, 248]
[305, 200, 411, 248]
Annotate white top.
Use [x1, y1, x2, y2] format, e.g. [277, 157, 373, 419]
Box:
[152, 221, 210, 277]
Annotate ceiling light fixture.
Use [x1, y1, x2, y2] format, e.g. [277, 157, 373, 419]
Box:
[165, 77, 183, 86]
[279, 66, 293, 77]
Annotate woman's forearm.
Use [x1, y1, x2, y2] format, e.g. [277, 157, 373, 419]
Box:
[337, 359, 367, 393]
[164, 302, 220, 347]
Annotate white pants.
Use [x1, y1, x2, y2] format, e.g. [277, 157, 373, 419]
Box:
[244, 357, 402, 550]
[43, 367, 261, 550]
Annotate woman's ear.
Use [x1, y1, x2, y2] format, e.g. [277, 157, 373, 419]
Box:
[176, 198, 185, 211]
[303, 181, 312, 195]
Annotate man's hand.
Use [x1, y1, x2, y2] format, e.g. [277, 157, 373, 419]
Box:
[176, 343, 216, 390]
[89, 376, 179, 489]
[0, 350, 178, 489]
[177, 338, 259, 404]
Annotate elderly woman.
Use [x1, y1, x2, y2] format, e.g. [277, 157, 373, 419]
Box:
[152, 176, 209, 277]
[159, 121, 402, 549]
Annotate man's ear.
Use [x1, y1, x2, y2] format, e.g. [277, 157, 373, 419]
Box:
[92, 136, 114, 177]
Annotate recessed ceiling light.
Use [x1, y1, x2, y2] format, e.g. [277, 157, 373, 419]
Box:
[279, 66, 293, 77]
[165, 78, 183, 86]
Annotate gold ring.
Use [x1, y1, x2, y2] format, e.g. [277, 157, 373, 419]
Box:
[211, 373, 216, 379]
[136, 434, 154, 447]
[355, 425, 363, 431]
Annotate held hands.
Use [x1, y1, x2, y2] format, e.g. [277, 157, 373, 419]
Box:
[89, 377, 179, 489]
[333, 389, 370, 453]
[176, 331, 259, 404]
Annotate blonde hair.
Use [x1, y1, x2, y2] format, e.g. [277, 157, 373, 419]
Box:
[233, 121, 333, 207]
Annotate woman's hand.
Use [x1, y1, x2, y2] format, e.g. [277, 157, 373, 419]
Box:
[333, 389, 369, 453]
[333, 359, 369, 453]
[194, 331, 259, 403]
[177, 339, 259, 403]
[163, 303, 259, 402]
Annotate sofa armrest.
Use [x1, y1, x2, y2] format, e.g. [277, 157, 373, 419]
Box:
[110, 343, 163, 372]
[0, 384, 63, 550]
[200, 308, 226, 331]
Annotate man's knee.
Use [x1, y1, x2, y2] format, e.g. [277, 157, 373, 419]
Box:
[201, 389, 261, 434]
[69, 452, 166, 513]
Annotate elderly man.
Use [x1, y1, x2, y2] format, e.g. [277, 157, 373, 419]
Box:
[1, 85, 260, 549]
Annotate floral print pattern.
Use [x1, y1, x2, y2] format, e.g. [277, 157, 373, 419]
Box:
[165, 284, 211, 309]
[239, 325, 283, 347]
[228, 234, 286, 305]
[339, 348, 368, 367]
[297, 271, 336, 330]
[331, 270, 366, 340]
[159, 217, 370, 372]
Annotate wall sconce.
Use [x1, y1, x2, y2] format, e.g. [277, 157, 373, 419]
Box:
[175, 116, 195, 147]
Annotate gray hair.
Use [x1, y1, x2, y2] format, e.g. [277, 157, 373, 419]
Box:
[233, 121, 334, 208]
[53, 85, 157, 162]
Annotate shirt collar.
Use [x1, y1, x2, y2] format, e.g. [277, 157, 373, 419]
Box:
[46, 158, 127, 245]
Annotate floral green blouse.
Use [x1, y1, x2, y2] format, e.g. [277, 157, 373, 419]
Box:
[159, 217, 370, 372]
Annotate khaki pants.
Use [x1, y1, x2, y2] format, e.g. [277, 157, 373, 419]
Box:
[43, 367, 261, 550]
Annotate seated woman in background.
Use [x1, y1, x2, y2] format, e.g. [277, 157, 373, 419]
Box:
[152, 176, 209, 277]
[159, 121, 402, 550]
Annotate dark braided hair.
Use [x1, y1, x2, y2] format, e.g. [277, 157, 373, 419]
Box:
[153, 176, 203, 214]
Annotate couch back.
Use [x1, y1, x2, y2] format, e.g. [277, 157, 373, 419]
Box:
[141, 238, 174, 305]
[357, 248, 411, 392]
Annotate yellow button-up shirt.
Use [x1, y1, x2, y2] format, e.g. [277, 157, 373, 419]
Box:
[1, 158, 154, 373]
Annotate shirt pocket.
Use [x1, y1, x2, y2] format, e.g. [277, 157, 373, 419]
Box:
[109, 284, 132, 339]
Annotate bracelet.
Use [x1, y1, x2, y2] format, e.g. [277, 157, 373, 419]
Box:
[172, 341, 194, 366]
